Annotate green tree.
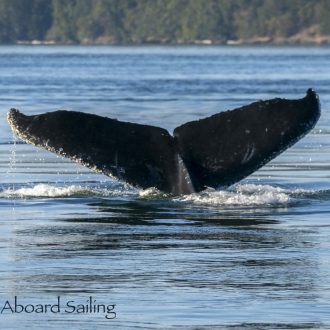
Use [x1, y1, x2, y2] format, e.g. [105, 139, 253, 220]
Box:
[0, 0, 330, 44]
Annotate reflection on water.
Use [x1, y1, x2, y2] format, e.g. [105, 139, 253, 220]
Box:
[1, 200, 325, 329]
[1, 151, 330, 328]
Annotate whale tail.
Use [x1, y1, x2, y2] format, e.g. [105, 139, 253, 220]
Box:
[174, 88, 320, 191]
[7, 89, 320, 195]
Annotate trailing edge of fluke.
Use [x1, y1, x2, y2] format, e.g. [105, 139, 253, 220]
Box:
[7, 89, 320, 195]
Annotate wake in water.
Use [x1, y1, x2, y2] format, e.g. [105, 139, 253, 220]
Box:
[0, 183, 136, 198]
[176, 184, 291, 206]
[0, 182, 328, 207]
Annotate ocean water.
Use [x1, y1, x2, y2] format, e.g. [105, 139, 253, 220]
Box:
[0, 45, 330, 329]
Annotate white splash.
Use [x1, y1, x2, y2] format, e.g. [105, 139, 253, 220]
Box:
[176, 184, 292, 206]
[0, 183, 132, 198]
[139, 187, 166, 198]
[1, 184, 91, 198]
[0, 182, 323, 207]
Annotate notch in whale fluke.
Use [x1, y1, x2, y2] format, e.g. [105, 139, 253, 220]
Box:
[7, 89, 320, 195]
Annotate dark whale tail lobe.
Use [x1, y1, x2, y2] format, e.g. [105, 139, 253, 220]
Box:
[7, 89, 320, 195]
[173, 88, 320, 191]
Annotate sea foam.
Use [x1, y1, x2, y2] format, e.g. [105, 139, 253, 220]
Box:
[0, 182, 323, 207]
[175, 184, 294, 207]
[0, 183, 133, 198]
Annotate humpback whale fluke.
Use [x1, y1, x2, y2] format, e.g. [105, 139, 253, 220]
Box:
[7, 89, 320, 195]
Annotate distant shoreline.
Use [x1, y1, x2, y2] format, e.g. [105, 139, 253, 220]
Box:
[13, 35, 330, 47]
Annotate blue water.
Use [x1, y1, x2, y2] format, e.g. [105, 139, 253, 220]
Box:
[0, 45, 330, 329]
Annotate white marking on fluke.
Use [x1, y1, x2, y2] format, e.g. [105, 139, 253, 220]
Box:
[241, 144, 255, 164]
[176, 154, 194, 195]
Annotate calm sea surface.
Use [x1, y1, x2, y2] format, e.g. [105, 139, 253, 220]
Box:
[0, 45, 330, 329]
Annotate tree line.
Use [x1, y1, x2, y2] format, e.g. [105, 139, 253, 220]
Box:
[0, 0, 330, 44]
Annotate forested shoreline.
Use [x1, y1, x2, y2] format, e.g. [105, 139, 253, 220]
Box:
[1, 0, 330, 45]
